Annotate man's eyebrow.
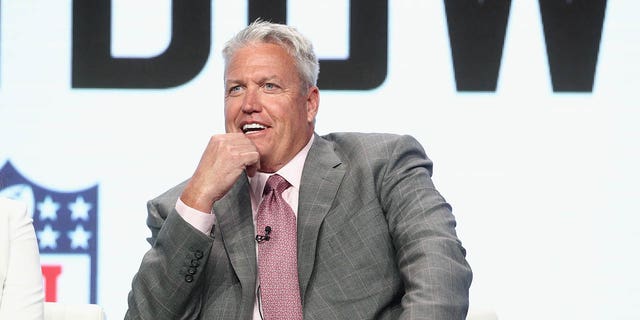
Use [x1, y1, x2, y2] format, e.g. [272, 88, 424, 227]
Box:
[264, 75, 279, 80]
[225, 77, 241, 83]
[225, 75, 280, 86]
[257, 75, 280, 84]
[224, 79, 243, 87]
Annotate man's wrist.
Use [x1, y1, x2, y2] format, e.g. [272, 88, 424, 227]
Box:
[180, 184, 216, 213]
[175, 198, 216, 235]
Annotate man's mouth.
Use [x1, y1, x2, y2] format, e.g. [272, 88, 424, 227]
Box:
[242, 123, 267, 134]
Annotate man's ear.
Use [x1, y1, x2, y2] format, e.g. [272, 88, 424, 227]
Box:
[306, 86, 319, 123]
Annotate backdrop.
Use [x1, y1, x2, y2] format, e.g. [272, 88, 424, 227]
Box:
[1, 1, 638, 319]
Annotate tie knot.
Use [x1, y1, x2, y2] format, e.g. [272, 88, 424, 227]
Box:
[264, 174, 291, 195]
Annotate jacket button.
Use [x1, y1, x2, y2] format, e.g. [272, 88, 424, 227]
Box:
[194, 250, 204, 259]
[185, 275, 194, 283]
[190, 259, 200, 267]
[188, 267, 197, 275]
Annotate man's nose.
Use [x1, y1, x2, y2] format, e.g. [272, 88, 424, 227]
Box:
[241, 87, 262, 113]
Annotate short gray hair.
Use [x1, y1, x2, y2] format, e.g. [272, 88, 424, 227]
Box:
[222, 20, 320, 88]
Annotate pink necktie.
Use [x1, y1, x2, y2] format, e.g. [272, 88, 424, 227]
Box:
[256, 174, 303, 320]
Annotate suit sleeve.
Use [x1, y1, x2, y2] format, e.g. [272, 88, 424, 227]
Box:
[381, 135, 472, 319]
[0, 200, 44, 320]
[125, 190, 215, 320]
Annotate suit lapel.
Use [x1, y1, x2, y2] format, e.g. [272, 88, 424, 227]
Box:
[297, 135, 345, 299]
[214, 175, 257, 291]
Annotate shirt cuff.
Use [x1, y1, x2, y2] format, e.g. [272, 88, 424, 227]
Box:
[175, 198, 216, 235]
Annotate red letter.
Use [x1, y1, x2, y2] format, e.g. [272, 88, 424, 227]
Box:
[41, 265, 62, 302]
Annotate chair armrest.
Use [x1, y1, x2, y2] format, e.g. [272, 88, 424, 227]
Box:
[467, 308, 498, 320]
[44, 302, 106, 320]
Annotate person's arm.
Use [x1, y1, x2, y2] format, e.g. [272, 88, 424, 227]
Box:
[126, 133, 260, 319]
[381, 135, 472, 319]
[125, 188, 214, 320]
[0, 200, 44, 320]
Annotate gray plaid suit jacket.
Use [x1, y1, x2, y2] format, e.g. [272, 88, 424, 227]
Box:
[125, 132, 472, 320]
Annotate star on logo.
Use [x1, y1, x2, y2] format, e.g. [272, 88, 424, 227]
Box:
[37, 224, 61, 249]
[38, 195, 60, 221]
[68, 224, 92, 250]
[69, 196, 92, 221]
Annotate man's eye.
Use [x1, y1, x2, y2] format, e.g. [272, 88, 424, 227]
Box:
[264, 83, 277, 90]
[228, 86, 242, 94]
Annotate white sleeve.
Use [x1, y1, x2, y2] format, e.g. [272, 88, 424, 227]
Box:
[175, 198, 216, 235]
[0, 199, 44, 320]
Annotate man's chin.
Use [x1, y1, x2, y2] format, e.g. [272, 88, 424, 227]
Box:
[257, 160, 278, 174]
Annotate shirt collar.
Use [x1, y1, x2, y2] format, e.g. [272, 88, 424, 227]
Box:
[249, 135, 315, 197]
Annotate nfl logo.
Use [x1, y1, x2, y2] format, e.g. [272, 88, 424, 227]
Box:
[0, 161, 99, 304]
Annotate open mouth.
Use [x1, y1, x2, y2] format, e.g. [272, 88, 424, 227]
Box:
[242, 123, 267, 134]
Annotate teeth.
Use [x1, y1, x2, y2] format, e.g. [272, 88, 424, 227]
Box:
[242, 123, 266, 133]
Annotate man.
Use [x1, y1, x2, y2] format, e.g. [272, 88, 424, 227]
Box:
[126, 21, 472, 320]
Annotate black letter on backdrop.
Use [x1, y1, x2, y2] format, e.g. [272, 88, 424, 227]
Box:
[248, 0, 287, 24]
[72, 0, 210, 89]
[446, 0, 606, 93]
[249, 0, 388, 90]
[539, 0, 607, 92]
[445, 0, 511, 92]
[0, 0, 2, 87]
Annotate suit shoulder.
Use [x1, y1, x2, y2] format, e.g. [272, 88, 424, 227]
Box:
[320, 132, 424, 156]
[0, 197, 29, 222]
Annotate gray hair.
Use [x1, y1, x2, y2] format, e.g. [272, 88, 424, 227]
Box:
[222, 20, 320, 88]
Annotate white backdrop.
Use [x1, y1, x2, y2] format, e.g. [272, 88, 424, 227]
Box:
[1, 1, 639, 319]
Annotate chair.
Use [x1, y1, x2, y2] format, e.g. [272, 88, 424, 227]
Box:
[43, 302, 106, 320]
[467, 308, 498, 320]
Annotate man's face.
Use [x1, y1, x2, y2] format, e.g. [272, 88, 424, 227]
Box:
[224, 42, 319, 173]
